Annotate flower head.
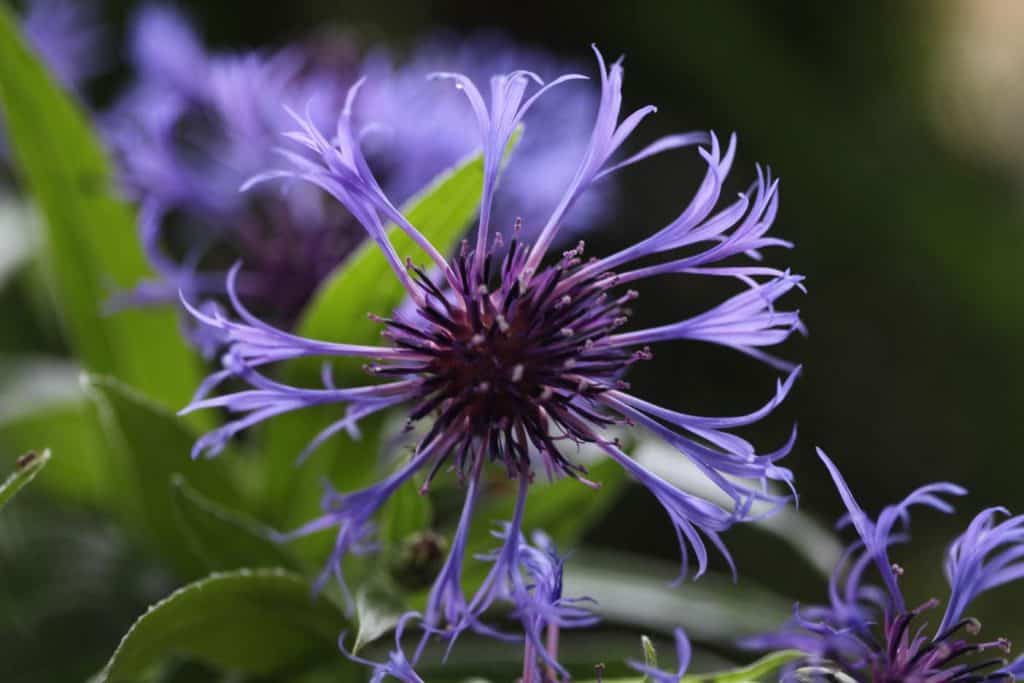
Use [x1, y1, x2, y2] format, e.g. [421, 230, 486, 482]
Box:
[183, 47, 803, 652]
[106, 9, 610, 345]
[746, 449, 1024, 683]
[104, 5, 352, 339]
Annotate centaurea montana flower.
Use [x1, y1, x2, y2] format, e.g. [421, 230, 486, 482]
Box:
[105, 4, 352, 345]
[746, 449, 1024, 683]
[106, 6, 607, 347]
[181, 47, 804, 650]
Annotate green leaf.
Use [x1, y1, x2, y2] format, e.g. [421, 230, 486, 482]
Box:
[0, 6, 203, 412]
[170, 475, 301, 573]
[83, 374, 240, 575]
[0, 448, 49, 510]
[351, 586, 403, 655]
[580, 649, 803, 683]
[680, 650, 804, 683]
[257, 144, 504, 542]
[563, 549, 792, 643]
[95, 569, 345, 682]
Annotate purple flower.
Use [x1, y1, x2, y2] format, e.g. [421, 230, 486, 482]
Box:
[21, 0, 106, 91]
[106, 8, 611, 343]
[105, 5, 352, 335]
[746, 449, 1024, 683]
[183, 47, 803, 649]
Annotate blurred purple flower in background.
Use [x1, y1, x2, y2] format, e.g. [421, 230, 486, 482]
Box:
[21, 0, 106, 91]
[181, 45, 804, 656]
[104, 4, 354, 348]
[105, 6, 608, 351]
[747, 449, 1024, 683]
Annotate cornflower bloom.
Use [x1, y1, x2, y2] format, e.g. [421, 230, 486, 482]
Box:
[746, 449, 1024, 683]
[105, 5, 352, 346]
[182, 47, 803, 648]
[106, 6, 606, 348]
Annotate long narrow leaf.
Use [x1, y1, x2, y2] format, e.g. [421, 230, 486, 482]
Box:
[0, 6, 202, 412]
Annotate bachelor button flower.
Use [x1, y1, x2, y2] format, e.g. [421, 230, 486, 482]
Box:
[104, 4, 352, 345]
[746, 449, 1024, 683]
[106, 7, 607, 347]
[182, 47, 803, 647]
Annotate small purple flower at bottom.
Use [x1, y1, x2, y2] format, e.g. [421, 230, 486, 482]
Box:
[745, 449, 1024, 683]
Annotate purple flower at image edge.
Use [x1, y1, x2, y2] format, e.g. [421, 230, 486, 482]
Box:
[181, 46, 805, 671]
[744, 448, 1024, 683]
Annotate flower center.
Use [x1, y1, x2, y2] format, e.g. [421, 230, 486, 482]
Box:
[880, 596, 1012, 683]
[370, 233, 650, 481]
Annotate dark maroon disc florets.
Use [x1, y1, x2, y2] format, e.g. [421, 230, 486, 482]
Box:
[872, 595, 1012, 683]
[368, 230, 651, 483]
